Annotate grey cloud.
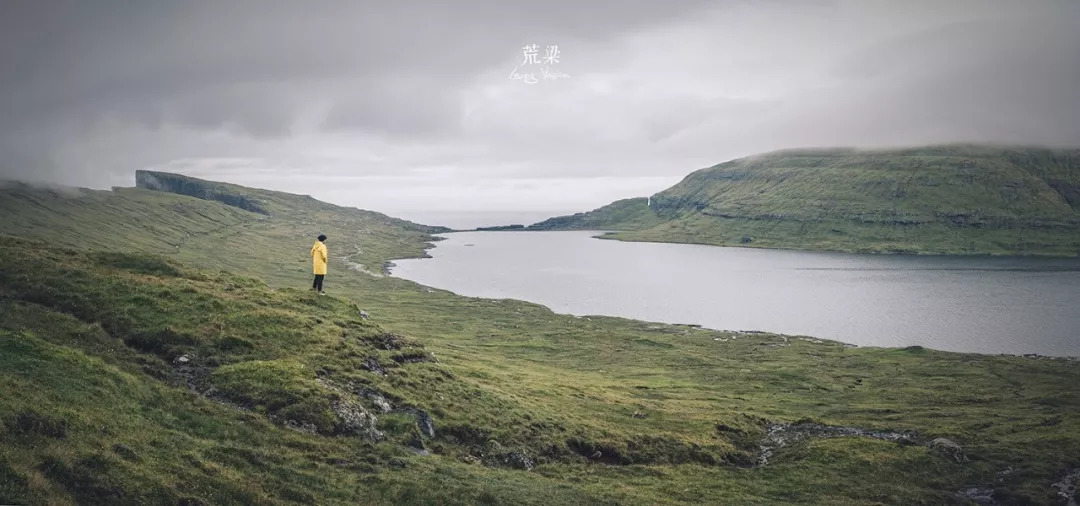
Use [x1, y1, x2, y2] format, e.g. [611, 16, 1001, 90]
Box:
[322, 80, 465, 137]
[1, 0, 1078, 224]
[0, 0, 713, 138]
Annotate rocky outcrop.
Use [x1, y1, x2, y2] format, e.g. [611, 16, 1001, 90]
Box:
[397, 407, 435, 438]
[358, 388, 393, 413]
[136, 170, 269, 215]
[758, 422, 917, 466]
[331, 400, 384, 440]
[1053, 468, 1080, 506]
[360, 357, 387, 376]
[479, 440, 535, 471]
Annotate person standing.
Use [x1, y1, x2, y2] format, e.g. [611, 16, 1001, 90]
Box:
[311, 234, 328, 294]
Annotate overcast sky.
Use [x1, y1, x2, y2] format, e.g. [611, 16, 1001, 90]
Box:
[1, 0, 1078, 227]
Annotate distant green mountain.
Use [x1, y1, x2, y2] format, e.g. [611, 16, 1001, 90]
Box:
[530, 145, 1080, 256]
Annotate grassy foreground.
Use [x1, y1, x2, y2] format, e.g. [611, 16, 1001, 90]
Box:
[529, 145, 1080, 256]
[1, 174, 1079, 504]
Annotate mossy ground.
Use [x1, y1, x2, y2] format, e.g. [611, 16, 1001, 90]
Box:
[1, 177, 1079, 504]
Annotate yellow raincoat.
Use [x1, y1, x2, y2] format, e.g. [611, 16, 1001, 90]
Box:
[311, 241, 328, 275]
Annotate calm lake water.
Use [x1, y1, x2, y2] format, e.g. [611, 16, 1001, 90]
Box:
[390, 231, 1080, 356]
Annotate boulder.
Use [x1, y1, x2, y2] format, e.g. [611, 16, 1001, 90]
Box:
[331, 400, 384, 441]
[413, 409, 436, 438]
[496, 451, 535, 471]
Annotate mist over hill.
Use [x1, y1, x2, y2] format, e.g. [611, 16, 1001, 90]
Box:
[530, 145, 1080, 256]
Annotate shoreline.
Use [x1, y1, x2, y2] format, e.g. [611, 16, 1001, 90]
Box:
[387, 234, 1080, 360]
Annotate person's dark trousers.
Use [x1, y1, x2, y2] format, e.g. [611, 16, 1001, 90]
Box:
[313, 274, 325, 291]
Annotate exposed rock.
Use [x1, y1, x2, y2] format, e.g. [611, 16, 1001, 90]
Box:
[956, 487, 995, 504]
[367, 332, 407, 350]
[1053, 468, 1080, 506]
[361, 357, 387, 376]
[479, 441, 535, 471]
[358, 388, 393, 413]
[758, 422, 917, 466]
[405, 408, 436, 438]
[929, 437, 968, 463]
[381, 261, 397, 275]
[174, 354, 192, 365]
[136, 170, 269, 215]
[492, 451, 535, 471]
[332, 400, 384, 441]
[417, 412, 434, 438]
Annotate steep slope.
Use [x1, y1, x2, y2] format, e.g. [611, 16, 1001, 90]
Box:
[0, 238, 642, 504]
[530, 145, 1080, 255]
[1, 174, 447, 277]
[135, 170, 451, 236]
[2, 174, 1080, 504]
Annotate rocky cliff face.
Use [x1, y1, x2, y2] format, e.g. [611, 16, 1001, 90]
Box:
[136, 170, 269, 215]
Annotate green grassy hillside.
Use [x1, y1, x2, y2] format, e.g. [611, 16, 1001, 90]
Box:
[1, 175, 1079, 504]
[529, 145, 1080, 256]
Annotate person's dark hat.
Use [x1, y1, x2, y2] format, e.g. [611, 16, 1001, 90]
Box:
[318, 234, 327, 241]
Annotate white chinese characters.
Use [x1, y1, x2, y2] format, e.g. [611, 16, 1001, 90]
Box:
[509, 44, 569, 84]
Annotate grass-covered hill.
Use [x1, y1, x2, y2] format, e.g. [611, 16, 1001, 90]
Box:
[2, 174, 1079, 504]
[529, 145, 1080, 256]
